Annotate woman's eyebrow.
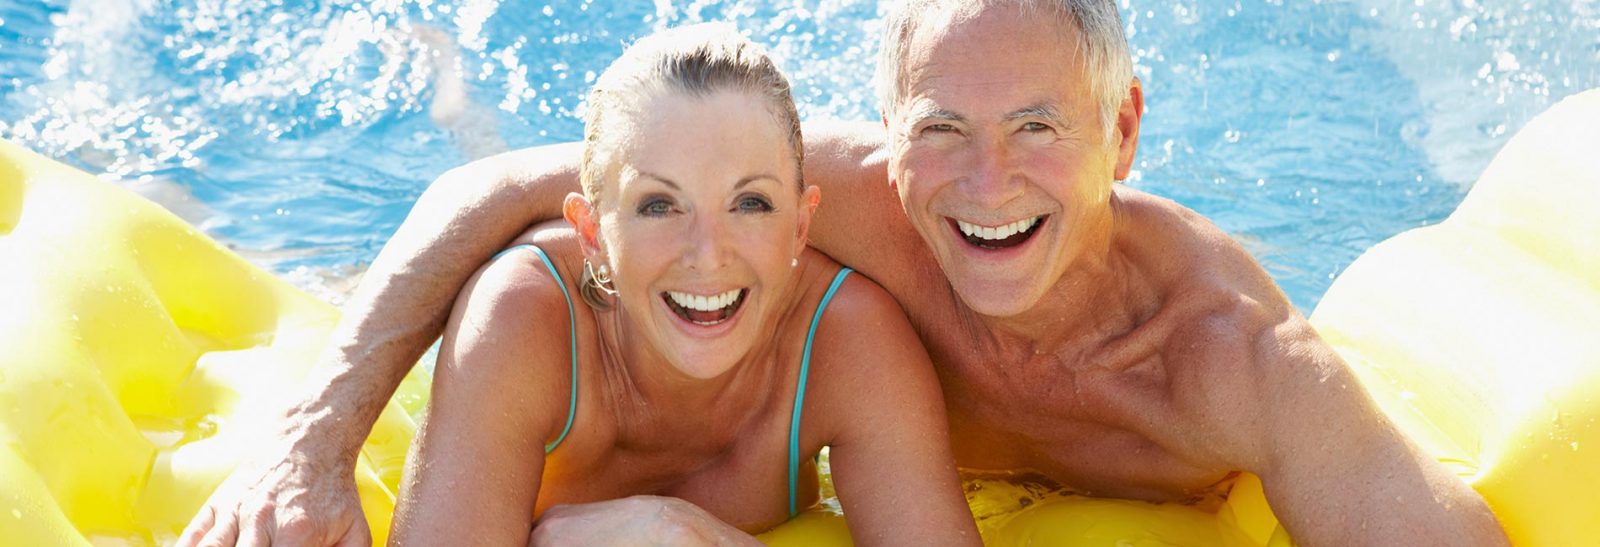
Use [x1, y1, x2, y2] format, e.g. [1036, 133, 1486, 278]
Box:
[734, 175, 781, 189]
[637, 170, 681, 189]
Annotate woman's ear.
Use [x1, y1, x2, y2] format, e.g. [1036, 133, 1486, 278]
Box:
[564, 192, 604, 259]
[793, 184, 822, 259]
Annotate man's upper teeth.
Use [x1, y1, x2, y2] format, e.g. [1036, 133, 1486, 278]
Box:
[957, 217, 1040, 240]
[668, 289, 741, 311]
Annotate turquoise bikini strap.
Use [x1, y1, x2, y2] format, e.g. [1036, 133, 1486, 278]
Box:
[493, 244, 579, 454]
[788, 267, 853, 518]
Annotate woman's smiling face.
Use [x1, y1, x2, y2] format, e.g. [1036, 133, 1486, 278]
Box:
[582, 88, 813, 379]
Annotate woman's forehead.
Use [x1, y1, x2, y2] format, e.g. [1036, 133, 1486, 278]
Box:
[601, 91, 797, 192]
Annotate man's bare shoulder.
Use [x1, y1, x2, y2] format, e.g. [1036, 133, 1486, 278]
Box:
[1107, 185, 1311, 368]
[800, 120, 892, 208]
[803, 120, 889, 169]
[800, 121, 943, 304]
[803, 262, 945, 438]
[1113, 186, 1290, 310]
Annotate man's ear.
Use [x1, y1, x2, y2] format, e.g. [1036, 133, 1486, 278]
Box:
[1113, 77, 1145, 181]
[794, 185, 822, 259]
[563, 192, 605, 259]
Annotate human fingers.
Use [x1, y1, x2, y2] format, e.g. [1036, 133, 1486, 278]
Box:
[177, 502, 220, 547]
[194, 505, 243, 547]
[331, 509, 372, 547]
[236, 503, 274, 547]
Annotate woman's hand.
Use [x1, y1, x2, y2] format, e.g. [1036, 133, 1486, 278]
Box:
[530, 496, 761, 547]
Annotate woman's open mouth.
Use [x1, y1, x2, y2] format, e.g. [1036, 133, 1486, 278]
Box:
[951, 215, 1047, 250]
[662, 288, 748, 326]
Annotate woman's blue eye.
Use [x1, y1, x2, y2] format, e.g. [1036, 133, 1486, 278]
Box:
[638, 198, 674, 216]
[736, 195, 773, 213]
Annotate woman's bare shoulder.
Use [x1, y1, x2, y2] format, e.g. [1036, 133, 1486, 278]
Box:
[441, 225, 586, 420]
[794, 251, 939, 406]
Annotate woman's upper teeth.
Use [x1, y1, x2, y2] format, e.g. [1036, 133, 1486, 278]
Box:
[667, 289, 741, 311]
[957, 216, 1040, 240]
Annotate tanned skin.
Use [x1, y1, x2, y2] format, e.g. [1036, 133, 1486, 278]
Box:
[389, 90, 976, 546]
[181, 4, 1506, 547]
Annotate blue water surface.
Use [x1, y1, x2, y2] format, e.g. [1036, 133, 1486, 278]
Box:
[2, 0, 1596, 311]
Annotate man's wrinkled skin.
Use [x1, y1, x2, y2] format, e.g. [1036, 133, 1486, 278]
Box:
[181, 3, 1507, 546]
[179, 403, 368, 547]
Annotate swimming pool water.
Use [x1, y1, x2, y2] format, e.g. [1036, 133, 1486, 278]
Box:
[2, 0, 1596, 311]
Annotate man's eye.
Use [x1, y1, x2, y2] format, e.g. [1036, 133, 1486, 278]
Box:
[638, 199, 674, 216]
[1021, 121, 1050, 132]
[736, 195, 773, 213]
[924, 123, 958, 133]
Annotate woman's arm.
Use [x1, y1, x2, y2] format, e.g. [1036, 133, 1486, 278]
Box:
[181, 123, 886, 545]
[808, 276, 980, 547]
[530, 496, 762, 547]
[389, 250, 575, 546]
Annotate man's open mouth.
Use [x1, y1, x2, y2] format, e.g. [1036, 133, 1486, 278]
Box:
[952, 215, 1047, 250]
[662, 288, 748, 326]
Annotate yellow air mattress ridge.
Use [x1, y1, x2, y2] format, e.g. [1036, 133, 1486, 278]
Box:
[3, 87, 1597, 546]
[1308, 88, 1600, 547]
[0, 140, 425, 546]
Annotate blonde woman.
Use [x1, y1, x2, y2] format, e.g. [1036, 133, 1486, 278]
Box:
[390, 24, 977, 546]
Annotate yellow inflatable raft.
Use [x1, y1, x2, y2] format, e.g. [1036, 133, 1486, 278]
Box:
[0, 140, 428, 545]
[2, 88, 1596, 546]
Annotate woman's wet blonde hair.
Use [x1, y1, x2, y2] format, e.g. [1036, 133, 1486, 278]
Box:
[579, 22, 804, 204]
[577, 23, 804, 308]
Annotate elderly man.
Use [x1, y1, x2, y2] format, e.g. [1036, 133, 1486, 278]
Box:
[182, 1, 1506, 545]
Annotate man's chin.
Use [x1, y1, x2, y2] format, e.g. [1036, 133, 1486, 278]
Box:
[948, 278, 1049, 319]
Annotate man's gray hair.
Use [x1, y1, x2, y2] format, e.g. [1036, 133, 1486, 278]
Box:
[876, 0, 1134, 139]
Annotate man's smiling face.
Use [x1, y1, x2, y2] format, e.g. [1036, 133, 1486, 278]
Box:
[886, 4, 1127, 318]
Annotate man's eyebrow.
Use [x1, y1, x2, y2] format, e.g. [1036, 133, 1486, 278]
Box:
[1005, 103, 1067, 124]
[636, 170, 680, 190]
[905, 102, 966, 124]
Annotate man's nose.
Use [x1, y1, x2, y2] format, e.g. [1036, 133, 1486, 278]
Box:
[960, 136, 1026, 209]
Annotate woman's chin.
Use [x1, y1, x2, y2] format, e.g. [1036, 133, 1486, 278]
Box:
[661, 346, 744, 379]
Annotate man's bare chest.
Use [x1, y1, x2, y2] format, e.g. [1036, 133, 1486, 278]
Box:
[929, 341, 1227, 500]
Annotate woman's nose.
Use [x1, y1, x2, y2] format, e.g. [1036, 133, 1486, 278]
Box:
[679, 211, 729, 272]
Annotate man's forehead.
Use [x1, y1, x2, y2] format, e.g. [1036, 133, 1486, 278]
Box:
[900, 7, 1086, 89]
[898, 50, 1091, 121]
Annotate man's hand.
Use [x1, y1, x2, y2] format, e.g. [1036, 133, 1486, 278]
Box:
[177, 418, 369, 547]
[529, 496, 760, 547]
